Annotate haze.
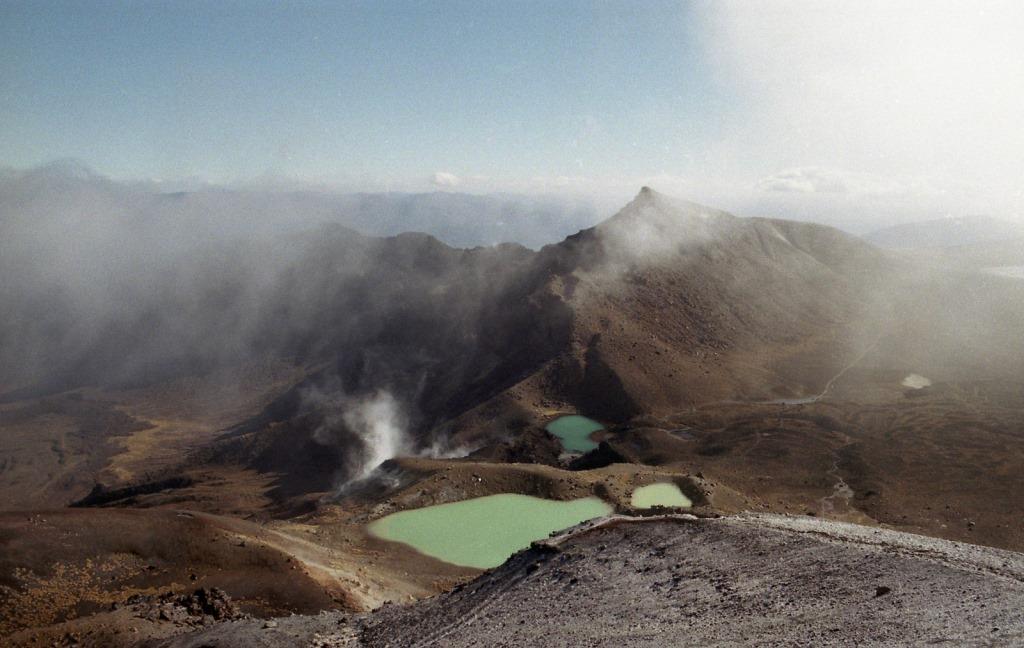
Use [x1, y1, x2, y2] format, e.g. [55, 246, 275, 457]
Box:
[3, 0, 1022, 232]
[3, 3, 1024, 647]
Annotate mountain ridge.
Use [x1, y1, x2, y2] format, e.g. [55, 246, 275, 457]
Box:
[864, 214, 1024, 249]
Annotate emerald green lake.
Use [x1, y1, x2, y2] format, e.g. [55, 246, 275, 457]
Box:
[545, 415, 603, 452]
[631, 483, 692, 509]
[367, 494, 612, 569]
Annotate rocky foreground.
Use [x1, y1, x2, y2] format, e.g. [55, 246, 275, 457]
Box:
[155, 513, 1024, 647]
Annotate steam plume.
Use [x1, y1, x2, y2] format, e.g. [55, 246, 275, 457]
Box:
[342, 391, 410, 480]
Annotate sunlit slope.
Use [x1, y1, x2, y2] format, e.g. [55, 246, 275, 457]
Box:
[460, 188, 893, 425]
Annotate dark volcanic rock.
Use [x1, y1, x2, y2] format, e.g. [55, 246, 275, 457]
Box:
[567, 441, 629, 470]
[71, 477, 195, 507]
[126, 588, 244, 630]
[467, 427, 563, 466]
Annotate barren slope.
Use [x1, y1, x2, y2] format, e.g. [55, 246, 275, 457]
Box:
[157, 514, 1024, 647]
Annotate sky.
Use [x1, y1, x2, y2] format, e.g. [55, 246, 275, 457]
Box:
[2, 1, 1023, 229]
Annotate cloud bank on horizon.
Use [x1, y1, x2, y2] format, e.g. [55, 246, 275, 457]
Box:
[1, 1, 1022, 231]
[529, 0, 1024, 229]
[428, 1, 1022, 231]
[695, 0, 1024, 229]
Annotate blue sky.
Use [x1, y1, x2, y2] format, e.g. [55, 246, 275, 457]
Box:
[1, 1, 732, 184]
[2, 1, 1022, 224]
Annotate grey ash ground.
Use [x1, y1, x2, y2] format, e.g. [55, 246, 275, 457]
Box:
[157, 513, 1024, 647]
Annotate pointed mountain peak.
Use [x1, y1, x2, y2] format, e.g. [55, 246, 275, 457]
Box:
[618, 185, 670, 214]
[612, 188, 731, 227]
[633, 185, 661, 204]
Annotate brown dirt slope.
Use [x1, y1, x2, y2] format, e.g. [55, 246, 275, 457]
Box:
[442, 188, 892, 442]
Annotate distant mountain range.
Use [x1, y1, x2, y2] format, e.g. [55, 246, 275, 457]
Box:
[864, 215, 1024, 249]
[0, 162, 603, 250]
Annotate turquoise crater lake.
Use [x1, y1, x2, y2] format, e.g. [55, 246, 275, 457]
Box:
[546, 415, 604, 453]
[367, 494, 612, 569]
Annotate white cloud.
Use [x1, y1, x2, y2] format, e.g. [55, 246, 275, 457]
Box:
[431, 171, 461, 188]
[756, 167, 902, 195]
[698, 0, 1024, 219]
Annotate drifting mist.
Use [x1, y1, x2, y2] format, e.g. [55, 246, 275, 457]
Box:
[3, 163, 1023, 489]
[0, 163, 597, 389]
[0, 163, 591, 484]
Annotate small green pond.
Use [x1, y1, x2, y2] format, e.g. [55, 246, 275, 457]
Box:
[545, 415, 603, 453]
[367, 494, 612, 569]
[631, 483, 692, 509]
